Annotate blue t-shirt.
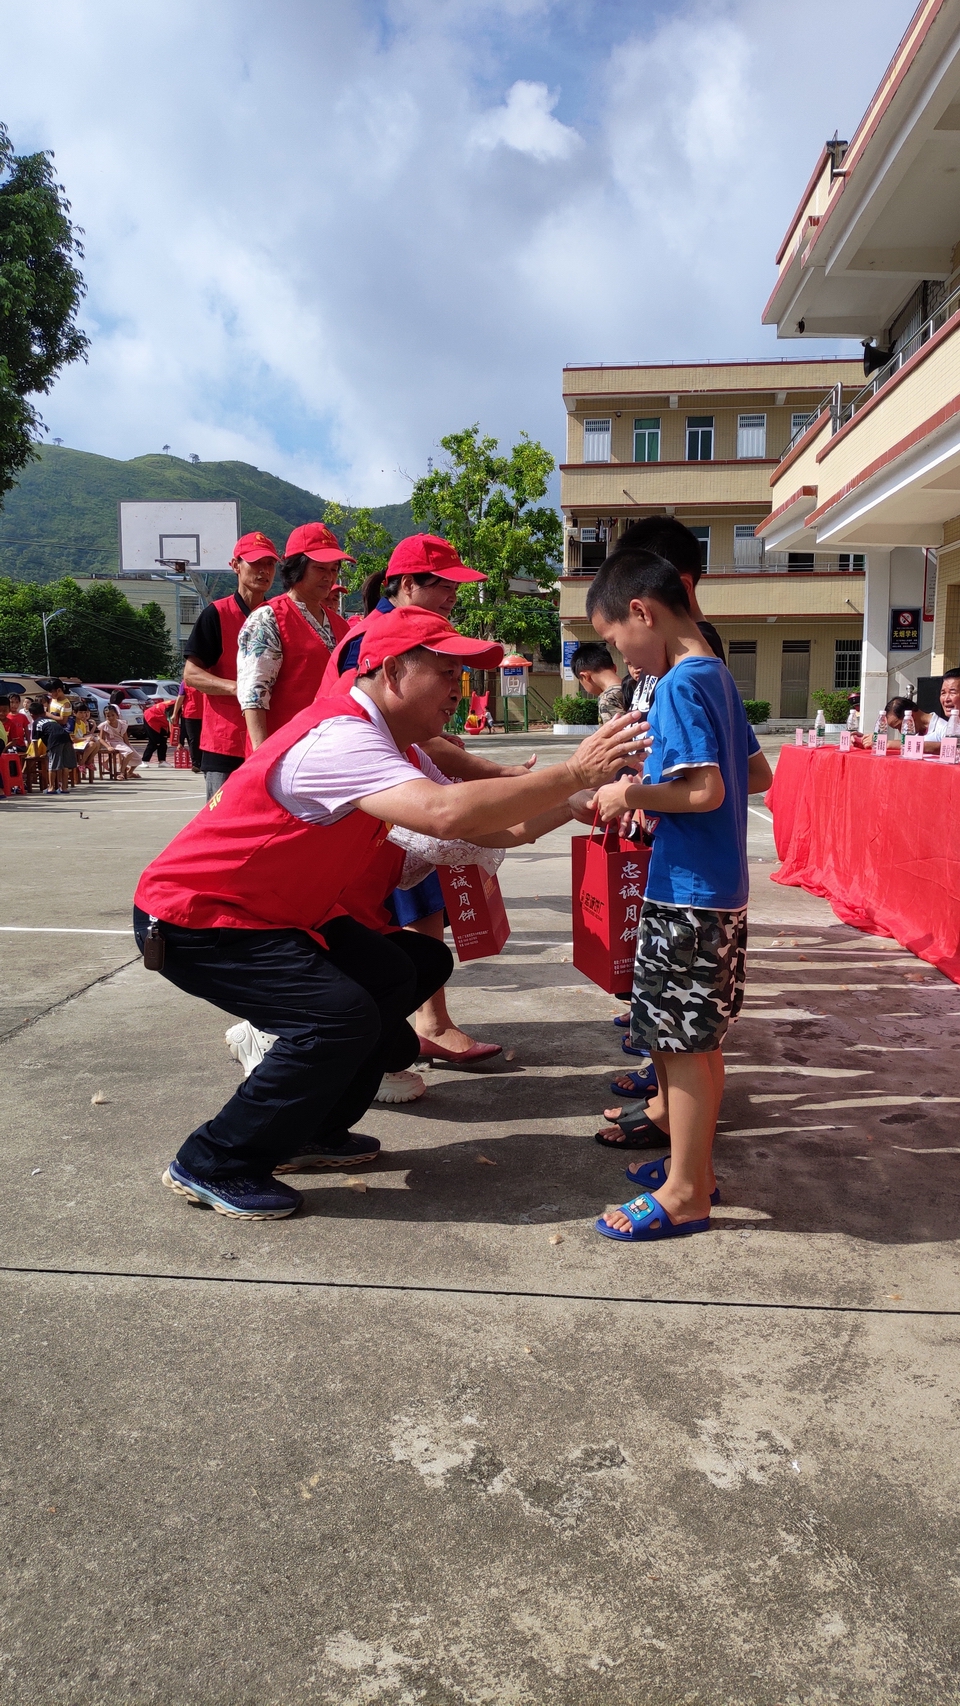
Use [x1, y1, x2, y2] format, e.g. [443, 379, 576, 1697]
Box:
[642, 655, 759, 911]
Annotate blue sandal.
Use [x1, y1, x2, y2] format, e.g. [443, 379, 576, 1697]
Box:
[609, 1065, 657, 1100]
[625, 1155, 720, 1206]
[595, 1192, 712, 1243]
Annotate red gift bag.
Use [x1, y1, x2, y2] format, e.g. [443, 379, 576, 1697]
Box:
[438, 863, 511, 962]
[571, 820, 650, 993]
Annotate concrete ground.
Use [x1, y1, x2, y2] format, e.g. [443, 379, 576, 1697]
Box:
[2, 741, 960, 1705]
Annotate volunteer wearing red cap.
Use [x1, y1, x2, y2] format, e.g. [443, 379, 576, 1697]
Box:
[322, 533, 538, 1064]
[134, 606, 640, 1220]
[182, 531, 278, 799]
[237, 522, 353, 751]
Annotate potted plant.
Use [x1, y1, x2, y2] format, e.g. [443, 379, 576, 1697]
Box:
[812, 688, 855, 732]
[552, 693, 599, 736]
[742, 699, 771, 727]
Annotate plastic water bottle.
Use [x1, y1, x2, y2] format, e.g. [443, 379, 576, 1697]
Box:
[902, 707, 916, 738]
[946, 709, 960, 738]
[846, 707, 859, 731]
[814, 707, 826, 747]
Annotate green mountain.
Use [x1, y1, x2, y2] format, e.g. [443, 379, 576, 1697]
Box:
[0, 446, 419, 584]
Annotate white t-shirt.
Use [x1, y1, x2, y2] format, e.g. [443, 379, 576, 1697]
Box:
[925, 712, 948, 740]
[268, 685, 448, 824]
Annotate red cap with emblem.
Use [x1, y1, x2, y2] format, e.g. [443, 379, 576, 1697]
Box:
[356, 606, 503, 674]
[285, 522, 356, 564]
[233, 531, 279, 561]
[387, 534, 486, 582]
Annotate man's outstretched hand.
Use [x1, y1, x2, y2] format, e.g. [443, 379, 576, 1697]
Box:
[566, 713, 649, 791]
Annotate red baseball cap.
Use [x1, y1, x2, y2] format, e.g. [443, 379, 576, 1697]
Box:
[233, 531, 279, 562]
[356, 607, 503, 674]
[285, 522, 356, 564]
[387, 534, 486, 582]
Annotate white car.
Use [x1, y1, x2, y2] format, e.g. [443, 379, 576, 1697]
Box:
[120, 677, 181, 703]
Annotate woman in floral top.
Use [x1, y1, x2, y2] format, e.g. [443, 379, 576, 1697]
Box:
[236, 521, 353, 750]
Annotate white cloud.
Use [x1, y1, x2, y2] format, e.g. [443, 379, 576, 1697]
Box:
[471, 80, 582, 162]
[0, 0, 914, 506]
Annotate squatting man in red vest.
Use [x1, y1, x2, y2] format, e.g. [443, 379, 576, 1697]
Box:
[182, 531, 278, 801]
[135, 606, 643, 1221]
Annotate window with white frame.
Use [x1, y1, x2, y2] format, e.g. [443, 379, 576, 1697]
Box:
[834, 638, 862, 691]
[582, 419, 611, 462]
[791, 411, 814, 440]
[633, 418, 660, 462]
[737, 413, 766, 458]
[686, 417, 713, 460]
[733, 524, 763, 567]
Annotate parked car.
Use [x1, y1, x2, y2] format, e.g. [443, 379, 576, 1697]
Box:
[0, 675, 52, 704]
[82, 683, 151, 737]
[120, 677, 181, 703]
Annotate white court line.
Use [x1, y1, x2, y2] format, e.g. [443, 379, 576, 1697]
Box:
[0, 926, 129, 935]
[748, 806, 773, 821]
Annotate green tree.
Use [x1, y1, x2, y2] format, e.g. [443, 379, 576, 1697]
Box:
[0, 577, 176, 679]
[322, 500, 395, 597]
[0, 125, 88, 506]
[410, 426, 561, 661]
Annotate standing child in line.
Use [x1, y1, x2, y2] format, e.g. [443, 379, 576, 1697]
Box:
[585, 548, 771, 1243]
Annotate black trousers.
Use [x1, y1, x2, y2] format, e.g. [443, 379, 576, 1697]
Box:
[142, 727, 168, 763]
[133, 908, 451, 1178]
[181, 716, 202, 768]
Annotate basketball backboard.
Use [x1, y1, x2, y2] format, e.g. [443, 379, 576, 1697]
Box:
[118, 501, 240, 574]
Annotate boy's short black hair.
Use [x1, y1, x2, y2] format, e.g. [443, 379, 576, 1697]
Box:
[586, 548, 690, 624]
[616, 517, 704, 583]
[570, 642, 615, 678]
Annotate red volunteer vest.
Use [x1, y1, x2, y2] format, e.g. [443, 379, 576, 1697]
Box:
[144, 699, 174, 733]
[200, 594, 248, 760]
[135, 696, 388, 934]
[319, 606, 389, 698]
[252, 594, 350, 745]
[182, 684, 203, 720]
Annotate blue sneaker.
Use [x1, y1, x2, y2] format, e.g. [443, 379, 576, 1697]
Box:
[162, 1159, 302, 1218]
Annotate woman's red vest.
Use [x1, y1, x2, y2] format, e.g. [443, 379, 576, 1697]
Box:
[200, 595, 249, 760]
[319, 606, 389, 697]
[252, 595, 350, 745]
[135, 696, 389, 936]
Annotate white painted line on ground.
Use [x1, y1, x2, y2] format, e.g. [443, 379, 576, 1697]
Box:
[723, 1124, 853, 1137]
[0, 926, 129, 935]
[748, 806, 774, 821]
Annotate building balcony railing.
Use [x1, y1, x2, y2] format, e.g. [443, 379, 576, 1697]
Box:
[563, 552, 864, 577]
[778, 276, 960, 464]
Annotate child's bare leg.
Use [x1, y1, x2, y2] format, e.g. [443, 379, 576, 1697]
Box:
[601, 1049, 715, 1231]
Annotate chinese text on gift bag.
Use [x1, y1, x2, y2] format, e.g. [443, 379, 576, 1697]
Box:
[437, 864, 511, 962]
[571, 819, 650, 994]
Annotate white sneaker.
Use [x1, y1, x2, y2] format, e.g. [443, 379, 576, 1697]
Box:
[373, 1070, 426, 1104]
[225, 1020, 277, 1078]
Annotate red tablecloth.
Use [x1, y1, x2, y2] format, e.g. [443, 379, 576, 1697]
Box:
[766, 743, 960, 981]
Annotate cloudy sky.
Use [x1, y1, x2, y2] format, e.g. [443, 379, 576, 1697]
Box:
[1, 0, 914, 503]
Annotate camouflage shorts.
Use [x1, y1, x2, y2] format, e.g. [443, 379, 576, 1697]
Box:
[629, 901, 748, 1054]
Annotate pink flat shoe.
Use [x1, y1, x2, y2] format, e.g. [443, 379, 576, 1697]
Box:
[417, 1036, 502, 1064]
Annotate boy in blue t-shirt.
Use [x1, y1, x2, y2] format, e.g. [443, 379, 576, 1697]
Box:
[584, 548, 771, 1244]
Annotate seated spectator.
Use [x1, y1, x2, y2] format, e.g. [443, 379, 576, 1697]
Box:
[1, 694, 30, 748]
[880, 698, 938, 745]
[98, 704, 141, 778]
[570, 642, 625, 722]
[924, 669, 960, 740]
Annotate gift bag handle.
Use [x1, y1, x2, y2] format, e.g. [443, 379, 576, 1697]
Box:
[589, 807, 619, 849]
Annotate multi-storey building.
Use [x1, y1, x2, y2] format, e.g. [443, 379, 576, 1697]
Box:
[559, 359, 864, 718]
[761, 0, 960, 727]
